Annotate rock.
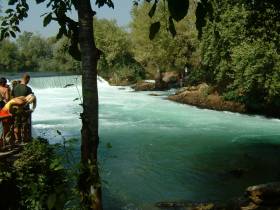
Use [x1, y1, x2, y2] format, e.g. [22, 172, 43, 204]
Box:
[155, 80, 168, 90]
[246, 182, 280, 206]
[240, 201, 260, 210]
[148, 93, 161, 96]
[155, 202, 219, 210]
[175, 87, 189, 95]
[162, 71, 179, 83]
[197, 83, 209, 93]
[190, 203, 216, 210]
[168, 83, 246, 113]
[133, 81, 155, 91]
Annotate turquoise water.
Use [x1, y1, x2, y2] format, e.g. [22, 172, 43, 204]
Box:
[30, 76, 280, 210]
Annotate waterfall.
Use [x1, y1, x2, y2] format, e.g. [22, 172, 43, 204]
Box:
[28, 75, 110, 89]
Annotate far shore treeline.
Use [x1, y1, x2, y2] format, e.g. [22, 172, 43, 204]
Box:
[0, 0, 279, 116]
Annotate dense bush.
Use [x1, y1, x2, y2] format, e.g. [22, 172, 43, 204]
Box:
[95, 18, 145, 84]
[0, 138, 70, 210]
[230, 40, 280, 110]
[0, 32, 81, 73]
[199, 0, 280, 115]
[130, 1, 200, 78]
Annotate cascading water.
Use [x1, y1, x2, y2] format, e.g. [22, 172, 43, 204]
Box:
[28, 75, 280, 210]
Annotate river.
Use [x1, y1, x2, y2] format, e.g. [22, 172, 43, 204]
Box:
[28, 75, 280, 210]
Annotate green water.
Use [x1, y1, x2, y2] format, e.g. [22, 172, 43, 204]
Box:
[30, 76, 280, 210]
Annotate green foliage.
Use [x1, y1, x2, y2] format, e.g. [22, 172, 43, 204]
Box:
[0, 39, 21, 71]
[16, 32, 53, 71]
[94, 18, 144, 83]
[0, 32, 81, 73]
[231, 40, 280, 109]
[135, 0, 190, 38]
[15, 139, 68, 210]
[199, 0, 280, 114]
[130, 0, 200, 78]
[0, 138, 70, 210]
[42, 37, 82, 73]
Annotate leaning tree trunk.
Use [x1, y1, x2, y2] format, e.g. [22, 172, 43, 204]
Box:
[77, 0, 102, 209]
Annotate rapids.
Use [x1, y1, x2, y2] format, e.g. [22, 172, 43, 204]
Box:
[29, 75, 280, 210]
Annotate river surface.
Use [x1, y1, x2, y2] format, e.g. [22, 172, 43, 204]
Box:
[28, 75, 280, 210]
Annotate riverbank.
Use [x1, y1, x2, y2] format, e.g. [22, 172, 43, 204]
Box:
[156, 183, 280, 210]
[168, 83, 246, 114]
[132, 81, 280, 118]
[132, 81, 246, 113]
[156, 182, 280, 210]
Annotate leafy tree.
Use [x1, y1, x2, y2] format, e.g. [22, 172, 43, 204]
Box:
[199, 0, 280, 115]
[231, 40, 280, 112]
[0, 139, 69, 210]
[16, 31, 53, 71]
[0, 39, 20, 72]
[42, 37, 82, 73]
[0, 32, 81, 73]
[94, 18, 144, 83]
[1, 1, 192, 209]
[130, 0, 199, 77]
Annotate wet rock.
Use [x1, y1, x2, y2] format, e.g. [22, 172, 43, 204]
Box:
[148, 93, 161, 96]
[155, 202, 219, 210]
[246, 182, 280, 206]
[162, 71, 179, 84]
[189, 203, 216, 210]
[168, 83, 246, 113]
[132, 82, 155, 91]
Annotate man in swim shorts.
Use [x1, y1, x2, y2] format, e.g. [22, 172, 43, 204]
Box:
[11, 73, 34, 143]
[0, 94, 36, 148]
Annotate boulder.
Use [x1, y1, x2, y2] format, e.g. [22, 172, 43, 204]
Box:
[246, 182, 280, 205]
[162, 71, 180, 83]
[133, 81, 155, 91]
[148, 93, 161, 96]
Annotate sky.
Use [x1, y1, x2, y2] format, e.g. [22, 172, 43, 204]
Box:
[2, 0, 133, 37]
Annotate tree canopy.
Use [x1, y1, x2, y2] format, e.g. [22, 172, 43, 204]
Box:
[130, 0, 199, 77]
[196, 0, 280, 115]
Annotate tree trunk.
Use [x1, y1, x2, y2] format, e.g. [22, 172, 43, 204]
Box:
[77, 0, 102, 209]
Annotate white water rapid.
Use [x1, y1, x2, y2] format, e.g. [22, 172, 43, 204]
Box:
[28, 75, 280, 210]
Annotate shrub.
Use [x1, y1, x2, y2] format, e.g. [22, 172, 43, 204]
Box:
[0, 138, 70, 210]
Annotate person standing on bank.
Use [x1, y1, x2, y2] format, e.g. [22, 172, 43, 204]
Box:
[11, 73, 34, 143]
[12, 73, 33, 98]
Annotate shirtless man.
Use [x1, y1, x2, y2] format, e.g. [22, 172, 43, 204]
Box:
[11, 73, 34, 143]
[0, 94, 36, 148]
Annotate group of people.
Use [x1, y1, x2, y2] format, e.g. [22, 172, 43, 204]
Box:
[0, 73, 36, 150]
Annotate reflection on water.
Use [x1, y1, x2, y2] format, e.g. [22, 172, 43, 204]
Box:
[30, 76, 280, 210]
